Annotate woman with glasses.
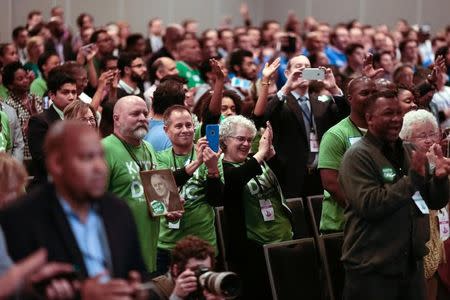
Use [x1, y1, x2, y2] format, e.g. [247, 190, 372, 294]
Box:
[63, 99, 98, 128]
[220, 115, 292, 300]
[399, 109, 450, 300]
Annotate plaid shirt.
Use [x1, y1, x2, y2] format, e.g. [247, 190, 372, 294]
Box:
[4, 93, 43, 160]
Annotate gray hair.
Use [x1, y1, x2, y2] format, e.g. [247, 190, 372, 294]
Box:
[399, 109, 439, 140]
[219, 115, 257, 150]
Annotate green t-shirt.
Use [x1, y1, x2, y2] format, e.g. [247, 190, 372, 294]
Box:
[0, 111, 12, 153]
[30, 77, 47, 97]
[176, 61, 205, 88]
[156, 147, 222, 251]
[0, 85, 9, 101]
[318, 117, 364, 231]
[230, 160, 292, 245]
[102, 134, 159, 272]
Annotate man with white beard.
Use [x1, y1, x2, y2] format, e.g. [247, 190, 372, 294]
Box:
[102, 95, 162, 273]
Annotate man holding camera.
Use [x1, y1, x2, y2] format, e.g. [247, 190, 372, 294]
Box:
[148, 236, 228, 300]
[265, 55, 344, 198]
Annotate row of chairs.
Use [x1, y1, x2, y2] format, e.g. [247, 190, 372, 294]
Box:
[214, 195, 345, 300]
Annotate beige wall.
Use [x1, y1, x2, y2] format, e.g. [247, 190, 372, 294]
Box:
[1, 0, 449, 42]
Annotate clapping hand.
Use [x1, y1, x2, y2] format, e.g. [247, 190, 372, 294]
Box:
[430, 144, 450, 179]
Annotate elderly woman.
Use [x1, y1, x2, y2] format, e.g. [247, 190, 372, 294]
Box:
[399, 109, 450, 300]
[63, 99, 97, 128]
[220, 115, 292, 300]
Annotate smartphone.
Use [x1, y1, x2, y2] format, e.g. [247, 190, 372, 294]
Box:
[301, 68, 325, 80]
[80, 43, 94, 54]
[206, 124, 220, 152]
[231, 77, 252, 91]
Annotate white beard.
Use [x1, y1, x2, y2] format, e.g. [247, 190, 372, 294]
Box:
[133, 127, 148, 140]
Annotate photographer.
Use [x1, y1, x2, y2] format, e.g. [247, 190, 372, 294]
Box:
[148, 236, 229, 300]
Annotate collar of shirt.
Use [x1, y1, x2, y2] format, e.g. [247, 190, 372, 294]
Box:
[58, 196, 110, 278]
[118, 79, 141, 95]
[52, 104, 65, 120]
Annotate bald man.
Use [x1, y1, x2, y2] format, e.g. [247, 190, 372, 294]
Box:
[102, 95, 160, 272]
[0, 121, 147, 298]
[265, 55, 344, 198]
[144, 57, 179, 106]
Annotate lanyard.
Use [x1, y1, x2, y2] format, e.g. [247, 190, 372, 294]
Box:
[172, 148, 195, 170]
[114, 134, 153, 171]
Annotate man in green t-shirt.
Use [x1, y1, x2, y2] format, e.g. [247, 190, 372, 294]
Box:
[318, 76, 376, 232]
[175, 38, 204, 88]
[102, 95, 178, 272]
[155, 105, 222, 275]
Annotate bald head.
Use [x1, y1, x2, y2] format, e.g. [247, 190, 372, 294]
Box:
[113, 96, 149, 145]
[45, 120, 107, 201]
[45, 120, 98, 158]
[114, 95, 147, 116]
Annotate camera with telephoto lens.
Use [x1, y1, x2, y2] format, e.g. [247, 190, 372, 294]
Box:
[194, 267, 241, 299]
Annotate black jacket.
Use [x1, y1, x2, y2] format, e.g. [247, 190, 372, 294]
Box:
[0, 184, 147, 280]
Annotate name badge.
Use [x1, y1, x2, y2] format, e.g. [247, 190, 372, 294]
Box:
[260, 199, 275, 221]
[438, 208, 449, 240]
[382, 167, 396, 183]
[412, 191, 429, 214]
[168, 219, 180, 229]
[310, 132, 319, 153]
[348, 137, 361, 145]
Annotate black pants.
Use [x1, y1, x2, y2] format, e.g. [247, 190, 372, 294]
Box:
[344, 261, 426, 300]
[229, 240, 272, 300]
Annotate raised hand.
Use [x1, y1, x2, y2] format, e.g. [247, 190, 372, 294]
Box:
[203, 146, 221, 175]
[262, 57, 281, 81]
[362, 53, 384, 79]
[428, 55, 446, 86]
[210, 58, 227, 81]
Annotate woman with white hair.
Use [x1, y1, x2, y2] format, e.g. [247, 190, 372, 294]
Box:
[400, 109, 450, 300]
[220, 115, 292, 300]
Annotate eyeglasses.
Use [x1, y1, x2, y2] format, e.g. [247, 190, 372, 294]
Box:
[230, 136, 253, 143]
[411, 132, 439, 141]
[80, 117, 96, 124]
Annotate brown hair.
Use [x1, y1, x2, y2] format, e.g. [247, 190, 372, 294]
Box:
[0, 153, 28, 206]
[64, 100, 97, 126]
[170, 235, 215, 275]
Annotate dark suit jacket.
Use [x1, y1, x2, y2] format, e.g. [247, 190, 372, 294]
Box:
[0, 184, 147, 280]
[28, 106, 61, 186]
[44, 39, 75, 62]
[265, 93, 341, 198]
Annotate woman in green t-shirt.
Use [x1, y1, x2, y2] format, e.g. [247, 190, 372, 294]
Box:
[220, 115, 292, 300]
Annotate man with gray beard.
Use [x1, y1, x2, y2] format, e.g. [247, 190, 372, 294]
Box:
[102, 95, 161, 272]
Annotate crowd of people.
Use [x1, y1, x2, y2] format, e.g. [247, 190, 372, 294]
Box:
[1, 3, 450, 299]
